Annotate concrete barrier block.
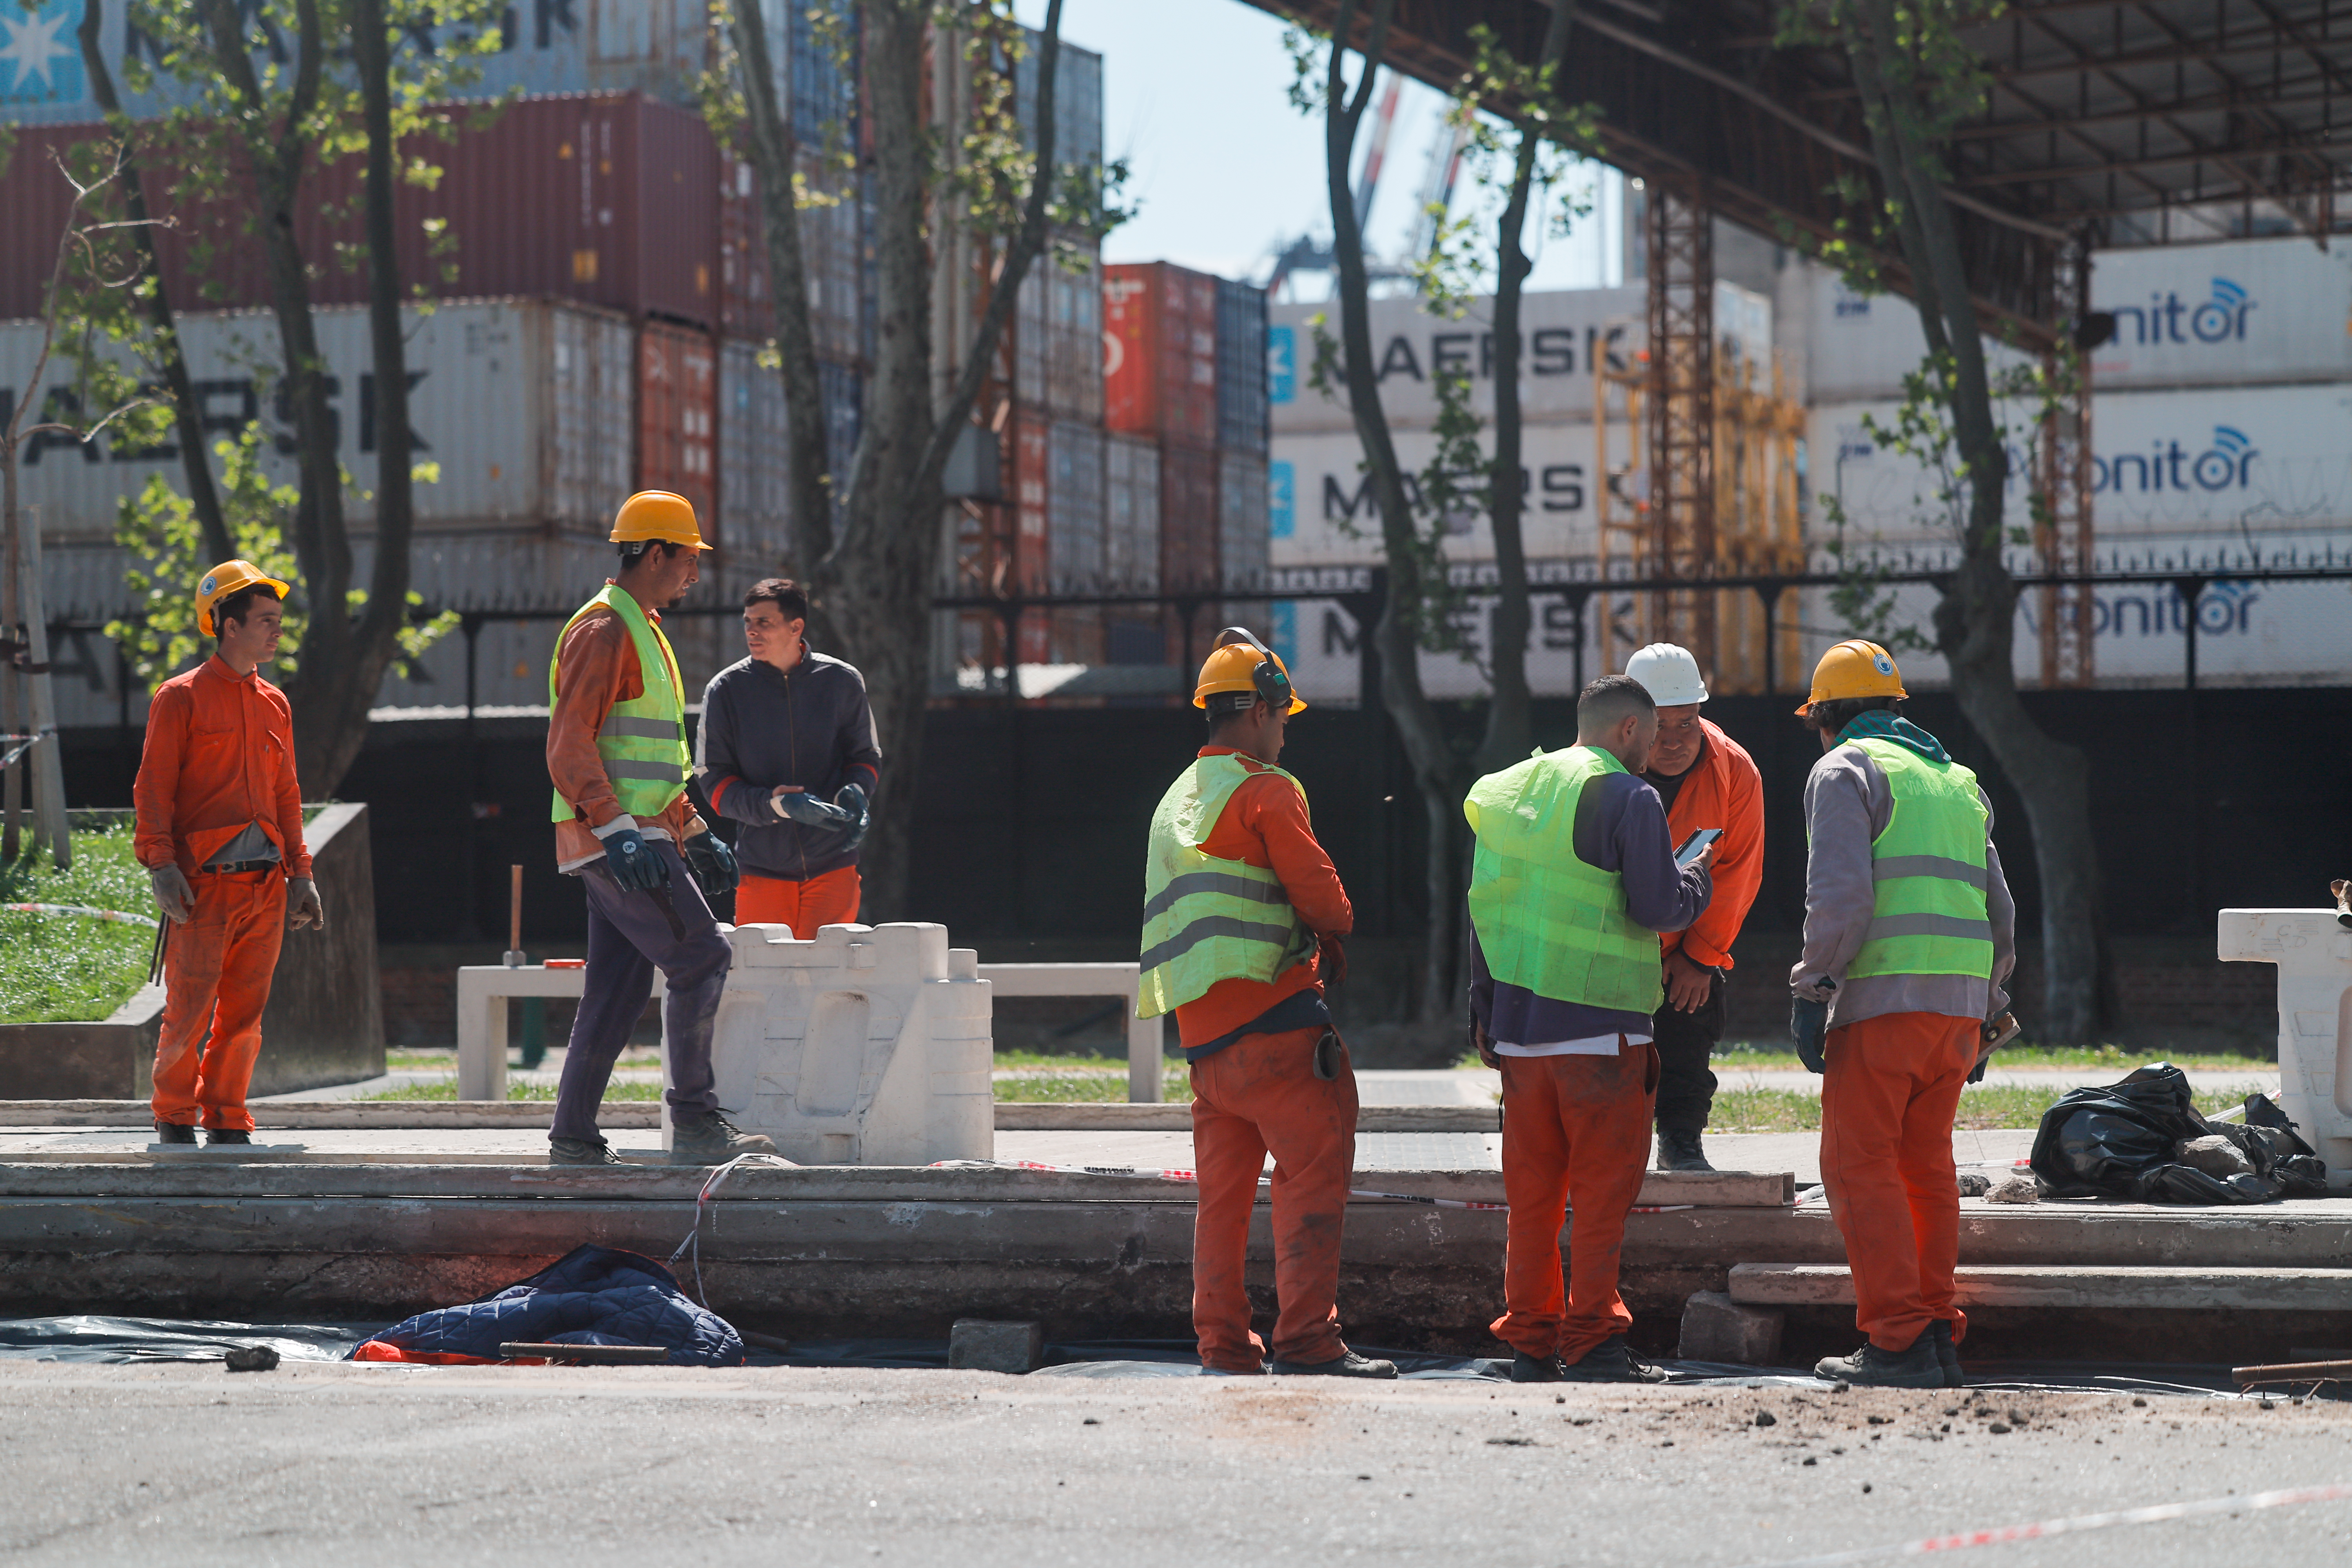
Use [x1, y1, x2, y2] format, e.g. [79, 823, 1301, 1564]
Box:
[1679, 1290, 1784, 1365]
[949, 1319, 1044, 1373]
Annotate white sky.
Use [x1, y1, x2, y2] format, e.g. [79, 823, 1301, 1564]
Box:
[1013, 0, 1626, 299]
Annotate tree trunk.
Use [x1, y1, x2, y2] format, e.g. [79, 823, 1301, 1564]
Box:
[1844, 0, 2109, 1040]
[730, 0, 837, 567]
[1473, 0, 1573, 781]
[78, 0, 230, 565]
[824, 0, 1060, 920]
[1323, 0, 1464, 1021]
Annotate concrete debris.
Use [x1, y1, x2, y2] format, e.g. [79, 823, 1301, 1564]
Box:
[2176, 1135, 2255, 1179]
[949, 1319, 1044, 1374]
[223, 1345, 280, 1373]
[1986, 1174, 2042, 1204]
[1957, 1171, 1992, 1196]
[1677, 1290, 1784, 1366]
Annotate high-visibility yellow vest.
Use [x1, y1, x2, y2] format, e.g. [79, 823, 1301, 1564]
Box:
[1464, 744, 1663, 1015]
[1136, 754, 1314, 1018]
[548, 584, 691, 824]
[1845, 738, 1994, 980]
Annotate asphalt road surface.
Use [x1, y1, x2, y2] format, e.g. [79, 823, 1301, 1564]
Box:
[3, 1363, 2347, 1567]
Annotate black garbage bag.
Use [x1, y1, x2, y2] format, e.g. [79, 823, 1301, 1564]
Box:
[2028, 1064, 2329, 1204]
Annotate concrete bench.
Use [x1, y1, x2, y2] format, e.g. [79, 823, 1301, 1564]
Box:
[1729, 1261, 2352, 1311]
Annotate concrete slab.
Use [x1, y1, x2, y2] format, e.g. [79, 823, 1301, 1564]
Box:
[1731, 1262, 2352, 1311]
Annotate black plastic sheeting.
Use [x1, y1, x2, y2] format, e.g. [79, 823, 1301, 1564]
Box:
[2031, 1065, 2331, 1204]
[0, 1319, 2322, 1401]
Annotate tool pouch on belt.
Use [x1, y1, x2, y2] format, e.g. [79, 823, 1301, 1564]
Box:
[1313, 1027, 1346, 1081]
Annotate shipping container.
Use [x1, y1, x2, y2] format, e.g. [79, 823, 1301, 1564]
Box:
[1158, 440, 1220, 593]
[720, 339, 791, 575]
[1012, 410, 1053, 598]
[1215, 277, 1270, 455]
[1267, 422, 1597, 568]
[1104, 263, 1218, 443]
[1015, 34, 1106, 183]
[1, 94, 721, 329]
[638, 321, 719, 543]
[719, 147, 866, 358]
[1269, 282, 1773, 434]
[0, 297, 634, 541]
[1217, 451, 1270, 592]
[1047, 421, 1106, 591]
[1104, 433, 1161, 593]
[2091, 238, 2352, 390]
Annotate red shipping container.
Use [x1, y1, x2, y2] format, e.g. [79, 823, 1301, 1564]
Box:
[1102, 261, 1217, 443]
[1157, 439, 1219, 593]
[0, 94, 720, 329]
[639, 321, 718, 546]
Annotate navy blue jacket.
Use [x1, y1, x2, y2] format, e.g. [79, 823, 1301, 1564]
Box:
[696, 649, 882, 882]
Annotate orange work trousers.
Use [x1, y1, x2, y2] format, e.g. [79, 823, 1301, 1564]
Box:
[1819, 1010, 1977, 1352]
[1189, 1025, 1358, 1373]
[1491, 1042, 1659, 1363]
[733, 866, 861, 938]
[151, 869, 287, 1130]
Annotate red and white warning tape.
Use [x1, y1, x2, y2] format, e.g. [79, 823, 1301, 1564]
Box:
[1734, 1480, 2352, 1567]
[936, 1157, 1695, 1214]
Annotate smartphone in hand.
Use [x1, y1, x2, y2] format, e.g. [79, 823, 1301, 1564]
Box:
[1674, 828, 1722, 868]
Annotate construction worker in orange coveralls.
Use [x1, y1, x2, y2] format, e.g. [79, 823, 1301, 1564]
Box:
[1137, 629, 1395, 1379]
[1790, 641, 2016, 1389]
[134, 562, 326, 1147]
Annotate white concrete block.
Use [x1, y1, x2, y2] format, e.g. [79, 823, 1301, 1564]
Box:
[708, 922, 993, 1165]
[2217, 909, 2352, 1189]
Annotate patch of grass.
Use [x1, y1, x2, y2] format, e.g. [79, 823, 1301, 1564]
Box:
[1713, 1041, 2272, 1073]
[1709, 1083, 2249, 1134]
[356, 1078, 664, 1102]
[993, 1069, 1193, 1103]
[0, 824, 158, 1024]
[992, 1048, 1129, 1071]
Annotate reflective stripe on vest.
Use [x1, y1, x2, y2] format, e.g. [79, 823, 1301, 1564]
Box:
[1847, 738, 1994, 980]
[1136, 755, 1312, 1018]
[548, 585, 691, 824]
[1463, 745, 1663, 1016]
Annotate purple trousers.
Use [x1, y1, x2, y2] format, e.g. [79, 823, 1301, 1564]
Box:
[551, 841, 731, 1144]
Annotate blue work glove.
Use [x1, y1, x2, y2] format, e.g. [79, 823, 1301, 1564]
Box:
[682, 831, 740, 897]
[601, 828, 670, 893]
[1790, 977, 1836, 1074]
[772, 788, 855, 831]
[835, 781, 870, 854]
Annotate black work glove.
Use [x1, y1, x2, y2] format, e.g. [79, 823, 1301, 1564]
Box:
[682, 831, 740, 898]
[835, 782, 871, 854]
[1790, 978, 1836, 1074]
[601, 828, 670, 893]
[772, 789, 856, 831]
[1315, 930, 1347, 985]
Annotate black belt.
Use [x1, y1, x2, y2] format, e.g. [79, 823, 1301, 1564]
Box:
[201, 860, 279, 874]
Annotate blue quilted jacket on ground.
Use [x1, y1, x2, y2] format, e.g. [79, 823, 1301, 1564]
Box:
[356, 1245, 743, 1366]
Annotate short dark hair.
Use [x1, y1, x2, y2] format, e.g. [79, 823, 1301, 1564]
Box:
[1807, 695, 1902, 736]
[215, 583, 281, 636]
[1204, 690, 1263, 730]
[743, 577, 810, 622]
[1577, 673, 1655, 734]
[618, 539, 688, 567]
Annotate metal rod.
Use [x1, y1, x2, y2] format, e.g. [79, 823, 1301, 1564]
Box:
[2235, 1359, 2352, 1383]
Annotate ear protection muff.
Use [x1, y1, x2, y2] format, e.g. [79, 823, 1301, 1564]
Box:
[1213, 626, 1292, 712]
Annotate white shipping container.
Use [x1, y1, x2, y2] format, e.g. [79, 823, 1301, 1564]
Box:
[1047, 420, 1106, 591]
[1270, 421, 1596, 568]
[0, 298, 635, 540]
[1271, 578, 1603, 706]
[1806, 267, 2034, 406]
[1218, 451, 1271, 591]
[719, 339, 791, 582]
[2091, 237, 2352, 390]
[1269, 281, 1770, 434]
[1105, 433, 1160, 593]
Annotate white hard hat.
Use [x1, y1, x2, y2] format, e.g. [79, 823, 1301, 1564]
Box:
[1625, 643, 1709, 706]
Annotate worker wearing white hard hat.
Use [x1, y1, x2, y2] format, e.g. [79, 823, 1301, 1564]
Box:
[1621, 644, 1766, 1174]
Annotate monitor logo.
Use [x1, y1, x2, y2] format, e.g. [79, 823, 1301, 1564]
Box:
[2109, 278, 2256, 347]
[2093, 425, 2260, 493]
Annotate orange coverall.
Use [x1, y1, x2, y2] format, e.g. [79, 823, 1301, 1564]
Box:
[734, 865, 860, 937]
[132, 656, 311, 1130]
[1178, 747, 1355, 1374]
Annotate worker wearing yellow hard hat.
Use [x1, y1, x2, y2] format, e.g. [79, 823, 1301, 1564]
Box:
[134, 559, 323, 1147]
[543, 490, 771, 1168]
[1789, 639, 2017, 1389]
[1141, 629, 1388, 1378]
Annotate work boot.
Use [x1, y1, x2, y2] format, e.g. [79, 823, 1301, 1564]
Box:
[1508, 1350, 1568, 1383]
[1815, 1334, 1945, 1388]
[154, 1122, 196, 1145]
[1265, 1349, 1397, 1379]
[668, 1110, 778, 1165]
[1656, 1128, 1715, 1172]
[204, 1128, 252, 1147]
[549, 1136, 624, 1167]
[1559, 1334, 1668, 1383]
[1927, 1319, 1965, 1387]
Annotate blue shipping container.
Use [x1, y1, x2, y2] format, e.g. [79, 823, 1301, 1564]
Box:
[1215, 277, 1270, 455]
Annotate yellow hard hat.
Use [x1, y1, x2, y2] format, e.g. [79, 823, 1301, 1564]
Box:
[195, 559, 290, 637]
[1193, 627, 1305, 715]
[1797, 639, 1907, 715]
[610, 490, 711, 550]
